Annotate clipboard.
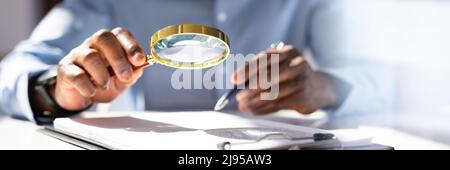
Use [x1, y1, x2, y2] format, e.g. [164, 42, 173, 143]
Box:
[39, 126, 393, 150]
[39, 126, 108, 150]
[39, 126, 340, 150]
[40, 111, 394, 150]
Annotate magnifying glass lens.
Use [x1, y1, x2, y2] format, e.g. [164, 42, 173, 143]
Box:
[153, 34, 227, 64]
[149, 24, 230, 69]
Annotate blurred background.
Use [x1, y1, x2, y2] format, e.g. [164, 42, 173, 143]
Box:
[327, 0, 450, 144]
[0, 0, 60, 60]
[1, 0, 450, 145]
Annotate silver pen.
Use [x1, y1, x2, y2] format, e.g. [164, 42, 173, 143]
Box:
[214, 42, 285, 111]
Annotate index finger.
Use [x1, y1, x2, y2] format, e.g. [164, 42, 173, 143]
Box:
[88, 29, 133, 82]
[232, 45, 299, 85]
[112, 27, 147, 67]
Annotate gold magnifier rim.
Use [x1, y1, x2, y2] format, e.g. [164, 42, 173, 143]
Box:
[149, 24, 230, 69]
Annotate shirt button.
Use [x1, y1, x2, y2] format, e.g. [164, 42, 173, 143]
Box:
[217, 12, 227, 22]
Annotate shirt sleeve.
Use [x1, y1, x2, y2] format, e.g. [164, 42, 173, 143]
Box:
[0, 0, 111, 122]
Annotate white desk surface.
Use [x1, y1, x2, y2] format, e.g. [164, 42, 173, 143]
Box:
[0, 117, 81, 150]
[0, 112, 449, 150]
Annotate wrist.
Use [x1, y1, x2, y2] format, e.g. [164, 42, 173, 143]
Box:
[316, 72, 338, 108]
[317, 72, 351, 111]
[29, 68, 90, 121]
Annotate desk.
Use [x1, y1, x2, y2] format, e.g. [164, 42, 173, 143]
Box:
[0, 117, 81, 150]
[0, 113, 449, 150]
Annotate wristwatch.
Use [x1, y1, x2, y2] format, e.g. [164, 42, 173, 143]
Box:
[30, 67, 90, 120]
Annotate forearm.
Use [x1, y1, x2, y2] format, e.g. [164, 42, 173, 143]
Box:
[0, 52, 54, 122]
[0, 0, 112, 123]
[317, 71, 351, 111]
[28, 68, 93, 124]
[319, 65, 395, 116]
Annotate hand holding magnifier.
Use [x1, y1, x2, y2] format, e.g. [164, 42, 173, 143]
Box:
[48, 24, 230, 113]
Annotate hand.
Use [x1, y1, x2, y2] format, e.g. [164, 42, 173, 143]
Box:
[53, 27, 148, 111]
[232, 45, 338, 115]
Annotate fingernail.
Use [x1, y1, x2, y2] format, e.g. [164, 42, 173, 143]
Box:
[130, 46, 141, 57]
[131, 46, 145, 65]
[102, 80, 110, 89]
[231, 74, 237, 84]
[90, 88, 97, 97]
[132, 53, 144, 64]
[121, 68, 132, 81]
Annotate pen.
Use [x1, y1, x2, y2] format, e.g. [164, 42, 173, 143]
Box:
[218, 133, 336, 150]
[214, 42, 285, 111]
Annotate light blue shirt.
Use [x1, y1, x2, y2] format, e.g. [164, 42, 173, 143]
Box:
[0, 0, 392, 122]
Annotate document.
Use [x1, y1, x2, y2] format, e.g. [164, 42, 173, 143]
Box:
[52, 111, 340, 150]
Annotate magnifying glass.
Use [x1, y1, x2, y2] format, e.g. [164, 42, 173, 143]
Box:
[146, 24, 230, 69]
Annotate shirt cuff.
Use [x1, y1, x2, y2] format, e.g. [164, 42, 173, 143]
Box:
[17, 69, 55, 124]
[319, 67, 358, 116]
[14, 72, 39, 123]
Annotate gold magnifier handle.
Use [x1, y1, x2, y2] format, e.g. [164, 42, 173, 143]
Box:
[146, 54, 156, 66]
